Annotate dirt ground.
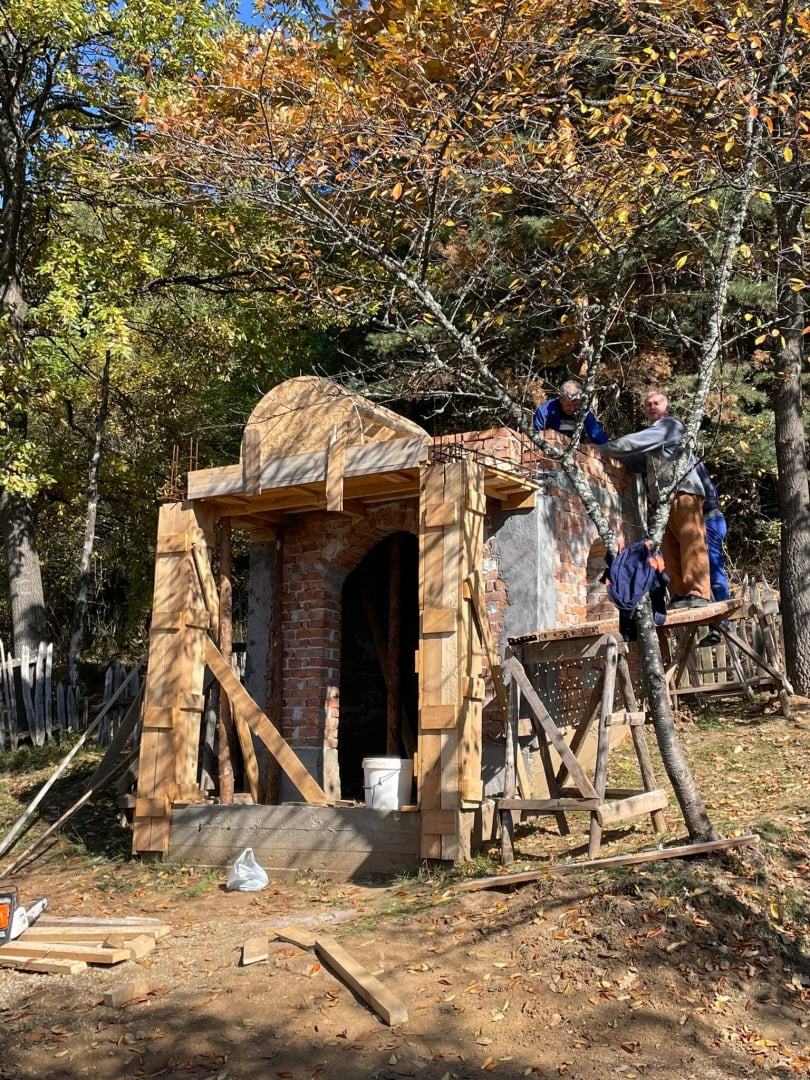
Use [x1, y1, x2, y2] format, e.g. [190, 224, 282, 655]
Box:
[2, 696, 810, 1080]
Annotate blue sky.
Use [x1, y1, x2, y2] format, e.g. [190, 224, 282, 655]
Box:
[236, 0, 259, 23]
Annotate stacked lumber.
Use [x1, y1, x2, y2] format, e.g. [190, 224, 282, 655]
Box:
[0, 915, 169, 975]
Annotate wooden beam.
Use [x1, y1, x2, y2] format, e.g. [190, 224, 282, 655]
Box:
[204, 638, 328, 804]
[191, 544, 220, 640]
[595, 789, 669, 827]
[453, 833, 761, 892]
[496, 797, 599, 811]
[465, 573, 508, 718]
[325, 423, 347, 512]
[387, 534, 402, 755]
[314, 934, 408, 1027]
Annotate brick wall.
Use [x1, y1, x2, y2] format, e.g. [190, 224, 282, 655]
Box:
[277, 502, 418, 747]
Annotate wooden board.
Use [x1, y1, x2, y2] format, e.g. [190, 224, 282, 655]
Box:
[453, 833, 760, 892]
[133, 502, 214, 854]
[314, 934, 408, 1026]
[0, 941, 133, 964]
[103, 978, 154, 1007]
[0, 955, 87, 974]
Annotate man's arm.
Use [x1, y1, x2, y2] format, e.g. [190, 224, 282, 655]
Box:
[533, 399, 558, 431]
[599, 421, 670, 457]
[583, 412, 608, 445]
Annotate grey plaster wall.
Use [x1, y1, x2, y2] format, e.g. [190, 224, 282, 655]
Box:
[489, 498, 557, 643]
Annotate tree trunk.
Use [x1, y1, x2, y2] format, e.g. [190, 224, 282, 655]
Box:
[67, 351, 111, 688]
[774, 198, 810, 696]
[635, 601, 717, 842]
[0, 490, 47, 656]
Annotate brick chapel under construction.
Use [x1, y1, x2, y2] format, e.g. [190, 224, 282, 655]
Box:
[131, 375, 649, 879]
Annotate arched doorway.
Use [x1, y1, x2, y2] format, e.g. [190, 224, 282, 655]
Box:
[338, 532, 419, 801]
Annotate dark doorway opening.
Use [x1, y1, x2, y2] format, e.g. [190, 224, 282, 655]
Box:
[338, 532, 419, 801]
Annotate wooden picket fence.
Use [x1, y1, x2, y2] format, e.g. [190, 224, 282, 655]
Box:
[0, 640, 142, 752]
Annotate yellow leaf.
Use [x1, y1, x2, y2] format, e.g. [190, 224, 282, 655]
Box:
[784, 146, 794, 162]
[739, 441, 750, 453]
[392, 182, 403, 201]
[675, 254, 688, 270]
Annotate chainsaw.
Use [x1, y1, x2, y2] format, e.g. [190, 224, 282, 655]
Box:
[0, 887, 48, 945]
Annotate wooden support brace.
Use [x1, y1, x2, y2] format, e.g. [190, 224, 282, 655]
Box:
[606, 710, 646, 727]
[421, 704, 458, 729]
[191, 544, 221, 640]
[204, 637, 328, 805]
[154, 533, 190, 555]
[595, 789, 669, 828]
[422, 608, 457, 634]
[150, 609, 210, 633]
[497, 797, 599, 812]
[465, 573, 509, 718]
[325, 423, 347, 512]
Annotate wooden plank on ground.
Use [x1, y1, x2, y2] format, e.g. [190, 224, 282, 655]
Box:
[104, 934, 156, 958]
[0, 955, 87, 974]
[275, 924, 318, 949]
[102, 978, 154, 1007]
[314, 934, 408, 1027]
[452, 834, 761, 892]
[36, 916, 170, 935]
[0, 941, 133, 964]
[241, 936, 270, 966]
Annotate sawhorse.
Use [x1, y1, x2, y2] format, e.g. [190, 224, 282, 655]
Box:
[499, 626, 668, 863]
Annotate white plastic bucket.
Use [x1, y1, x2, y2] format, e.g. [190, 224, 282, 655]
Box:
[362, 757, 413, 809]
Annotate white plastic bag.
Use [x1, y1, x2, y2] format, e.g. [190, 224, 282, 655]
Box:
[226, 847, 269, 892]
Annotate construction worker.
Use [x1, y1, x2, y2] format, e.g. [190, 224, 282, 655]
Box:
[533, 379, 608, 444]
[696, 461, 729, 646]
[598, 390, 711, 608]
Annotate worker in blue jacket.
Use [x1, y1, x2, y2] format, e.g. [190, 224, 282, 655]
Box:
[695, 461, 729, 647]
[533, 379, 608, 444]
[696, 462, 729, 604]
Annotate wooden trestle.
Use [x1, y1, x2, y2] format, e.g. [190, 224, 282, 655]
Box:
[499, 627, 669, 864]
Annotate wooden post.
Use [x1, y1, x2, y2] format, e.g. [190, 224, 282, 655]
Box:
[615, 654, 667, 835]
[417, 458, 485, 860]
[500, 685, 518, 865]
[265, 530, 284, 804]
[588, 638, 618, 859]
[132, 501, 213, 855]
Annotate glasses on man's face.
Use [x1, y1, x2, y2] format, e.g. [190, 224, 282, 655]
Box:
[561, 394, 581, 404]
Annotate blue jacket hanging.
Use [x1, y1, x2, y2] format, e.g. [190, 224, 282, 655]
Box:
[603, 539, 669, 641]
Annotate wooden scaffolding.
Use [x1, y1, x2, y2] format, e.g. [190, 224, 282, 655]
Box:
[497, 626, 668, 865]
